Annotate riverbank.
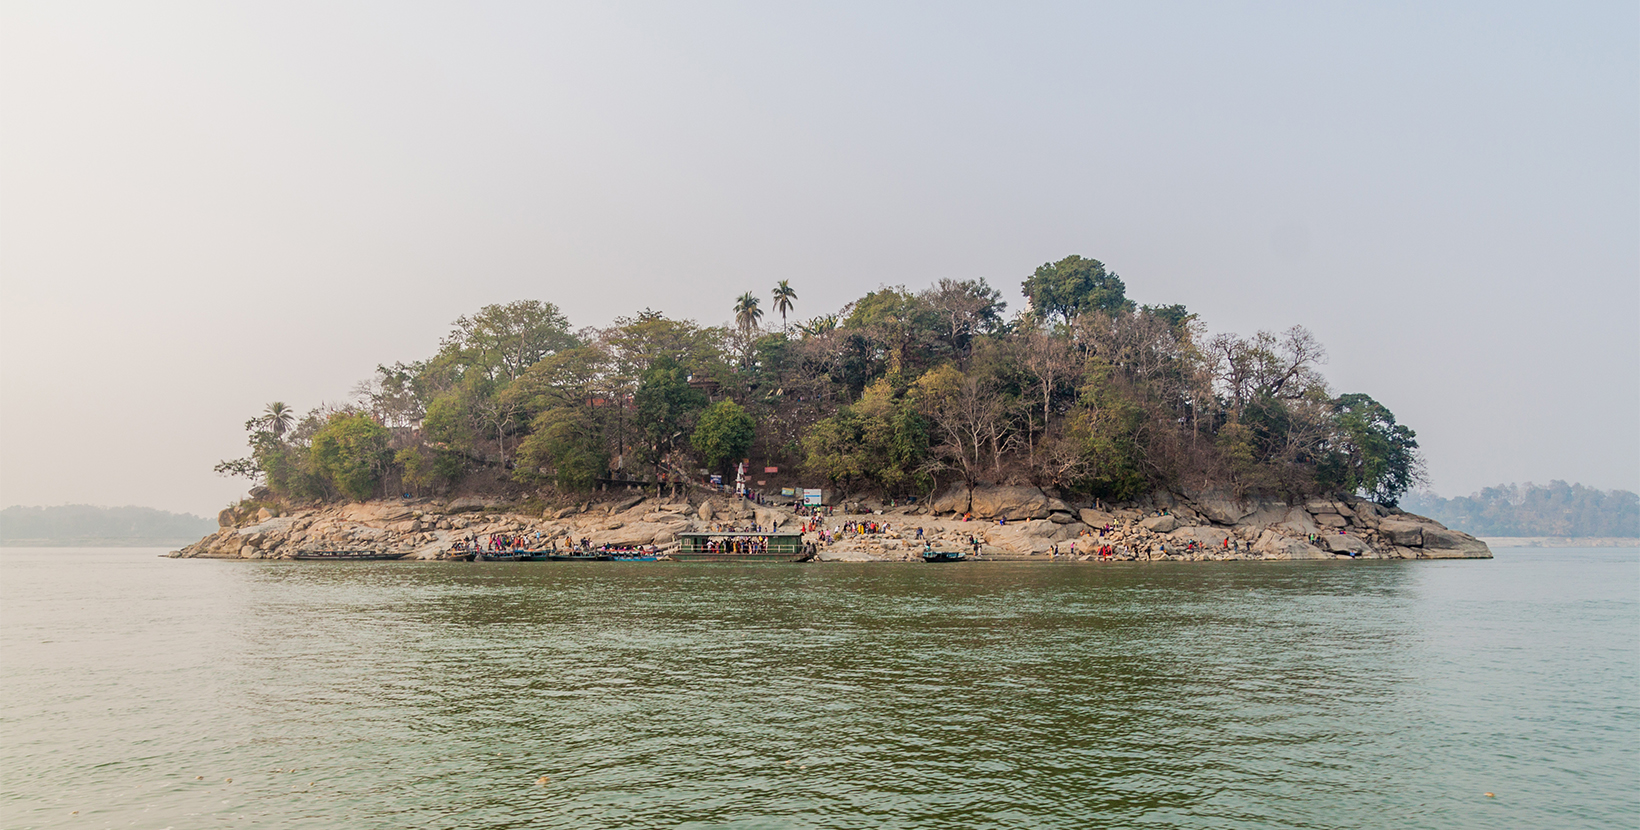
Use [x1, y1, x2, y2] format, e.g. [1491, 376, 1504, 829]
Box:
[170, 485, 1491, 562]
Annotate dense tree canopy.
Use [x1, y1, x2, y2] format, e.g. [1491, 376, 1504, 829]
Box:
[220, 257, 1427, 506]
[1022, 255, 1135, 326]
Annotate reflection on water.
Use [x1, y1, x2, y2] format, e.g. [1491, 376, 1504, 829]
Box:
[2, 550, 1635, 829]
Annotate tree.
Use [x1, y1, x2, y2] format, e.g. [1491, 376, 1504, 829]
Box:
[262, 402, 295, 439]
[919, 278, 1006, 361]
[431, 300, 576, 383]
[1208, 325, 1328, 420]
[843, 286, 939, 377]
[692, 400, 756, 474]
[309, 412, 392, 501]
[1019, 329, 1077, 436]
[396, 444, 464, 493]
[771, 280, 797, 332]
[632, 357, 708, 479]
[513, 407, 608, 492]
[1316, 393, 1423, 505]
[799, 379, 930, 498]
[1061, 360, 1150, 501]
[912, 364, 1016, 506]
[798, 314, 838, 336]
[734, 292, 763, 333]
[1021, 255, 1135, 326]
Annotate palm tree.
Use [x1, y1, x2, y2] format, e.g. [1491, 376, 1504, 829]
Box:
[263, 401, 295, 439]
[733, 292, 762, 333]
[798, 314, 837, 336]
[771, 280, 797, 333]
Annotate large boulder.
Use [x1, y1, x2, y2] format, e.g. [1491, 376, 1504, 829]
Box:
[1170, 525, 1233, 548]
[237, 516, 299, 538]
[1140, 514, 1179, 533]
[1252, 531, 1330, 560]
[1323, 533, 1369, 555]
[1378, 519, 1425, 547]
[931, 485, 964, 511]
[1278, 508, 1322, 537]
[343, 503, 415, 524]
[587, 522, 678, 548]
[1078, 508, 1114, 528]
[967, 486, 1054, 520]
[1188, 493, 1256, 525]
[1420, 527, 1492, 558]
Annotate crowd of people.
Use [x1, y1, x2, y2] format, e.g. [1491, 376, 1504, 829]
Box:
[701, 536, 772, 555]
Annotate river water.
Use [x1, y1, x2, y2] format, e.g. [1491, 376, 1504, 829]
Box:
[1, 548, 1634, 829]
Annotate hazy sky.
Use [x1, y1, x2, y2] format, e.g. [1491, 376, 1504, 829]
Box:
[2, 1, 1636, 517]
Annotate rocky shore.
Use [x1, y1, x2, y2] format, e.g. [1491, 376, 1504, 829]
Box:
[171, 484, 1490, 562]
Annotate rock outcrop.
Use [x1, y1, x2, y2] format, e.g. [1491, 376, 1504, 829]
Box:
[171, 485, 1491, 563]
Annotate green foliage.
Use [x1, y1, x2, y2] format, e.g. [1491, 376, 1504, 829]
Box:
[1316, 393, 1422, 505]
[309, 412, 392, 501]
[772, 280, 797, 331]
[633, 357, 708, 471]
[218, 262, 1429, 508]
[692, 400, 757, 473]
[603, 311, 728, 380]
[431, 300, 576, 383]
[395, 445, 464, 492]
[1141, 303, 1195, 334]
[802, 379, 930, 497]
[1065, 363, 1149, 500]
[1022, 255, 1135, 326]
[513, 408, 608, 492]
[734, 292, 763, 332]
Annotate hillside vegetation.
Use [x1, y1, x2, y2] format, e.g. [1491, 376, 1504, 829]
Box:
[1401, 482, 1640, 538]
[218, 255, 1424, 509]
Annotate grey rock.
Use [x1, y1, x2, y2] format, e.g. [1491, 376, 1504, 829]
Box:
[1324, 533, 1368, 554]
[1140, 514, 1179, 533]
[1378, 519, 1425, 547]
[1190, 494, 1255, 525]
[1421, 527, 1492, 558]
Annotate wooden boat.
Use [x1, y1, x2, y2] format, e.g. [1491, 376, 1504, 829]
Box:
[922, 550, 968, 563]
[475, 549, 538, 562]
[442, 550, 475, 562]
[673, 531, 814, 562]
[291, 549, 407, 561]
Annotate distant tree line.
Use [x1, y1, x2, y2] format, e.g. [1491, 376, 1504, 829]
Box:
[217, 254, 1425, 506]
[1400, 482, 1640, 537]
[0, 505, 215, 545]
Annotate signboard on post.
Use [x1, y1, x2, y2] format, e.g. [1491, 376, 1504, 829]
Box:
[802, 489, 823, 506]
[780, 488, 795, 497]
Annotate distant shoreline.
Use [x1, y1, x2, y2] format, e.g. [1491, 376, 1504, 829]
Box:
[1, 538, 206, 548]
[1480, 537, 1639, 548]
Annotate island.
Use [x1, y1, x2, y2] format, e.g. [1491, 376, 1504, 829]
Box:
[180, 254, 1490, 562]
